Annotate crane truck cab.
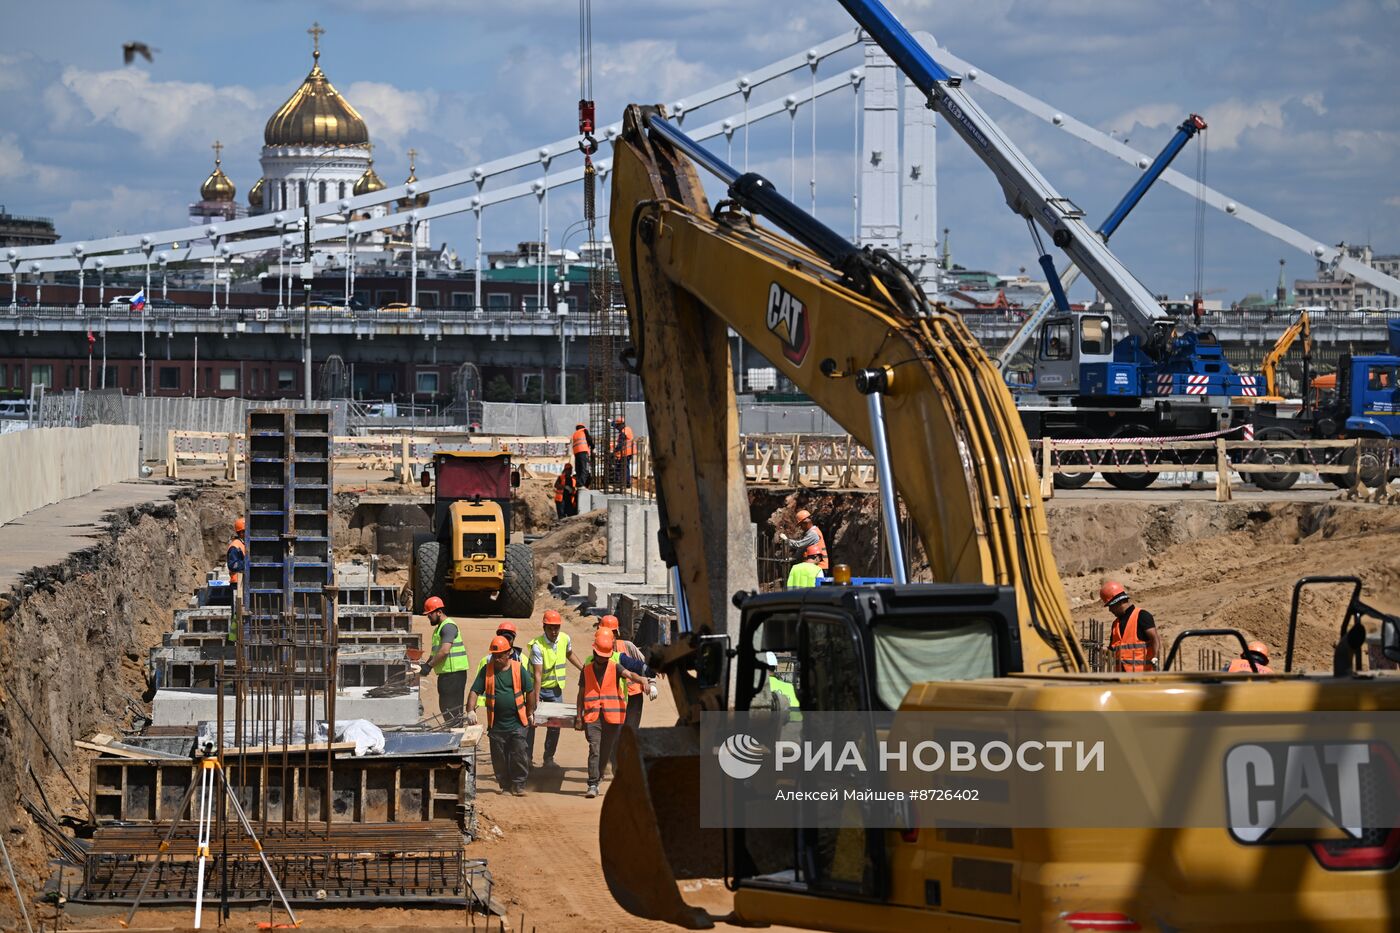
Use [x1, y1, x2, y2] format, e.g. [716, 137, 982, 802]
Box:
[412, 450, 536, 617]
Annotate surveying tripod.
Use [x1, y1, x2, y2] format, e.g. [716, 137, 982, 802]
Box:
[119, 751, 299, 929]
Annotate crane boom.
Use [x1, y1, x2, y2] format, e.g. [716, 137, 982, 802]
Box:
[838, 0, 1170, 344]
[995, 115, 1208, 371]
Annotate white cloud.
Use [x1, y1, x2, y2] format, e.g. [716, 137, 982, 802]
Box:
[0, 133, 22, 181]
[55, 67, 264, 151]
[344, 81, 440, 152]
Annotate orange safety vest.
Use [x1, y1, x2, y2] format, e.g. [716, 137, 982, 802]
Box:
[582, 658, 627, 724]
[1226, 658, 1274, 674]
[484, 659, 529, 728]
[1110, 608, 1150, 672]
[227, 537, 246, 585]
[554, 472, 576, 503]
[613, 426, 635, 458]
[571, 428, 590, 455]
[803, 526, 829, 570]
[617, 646, 642, 697]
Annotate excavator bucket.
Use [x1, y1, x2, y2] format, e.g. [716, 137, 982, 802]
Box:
[599, 726, 723, 929]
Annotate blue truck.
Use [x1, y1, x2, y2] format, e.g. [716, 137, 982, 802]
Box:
[1248, 320, 1400, 490]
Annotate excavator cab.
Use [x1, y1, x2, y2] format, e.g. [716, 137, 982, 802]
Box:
[601, 582, 1022, 926]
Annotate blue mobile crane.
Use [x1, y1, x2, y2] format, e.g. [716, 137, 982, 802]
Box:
[840, 0, 1259, 487]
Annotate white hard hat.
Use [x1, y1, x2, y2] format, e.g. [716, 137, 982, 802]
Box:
[763, 651, 779, 669]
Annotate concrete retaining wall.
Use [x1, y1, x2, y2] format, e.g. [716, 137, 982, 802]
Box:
[0, 425, 140, 525]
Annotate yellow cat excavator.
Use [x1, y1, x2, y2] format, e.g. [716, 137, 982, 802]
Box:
[595, 2, 1400, 928]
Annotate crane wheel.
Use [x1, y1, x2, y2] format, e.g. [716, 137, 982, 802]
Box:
[497, 543, 536, 618]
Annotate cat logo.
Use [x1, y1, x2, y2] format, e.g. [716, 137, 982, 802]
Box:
[766, 283, 812, 366]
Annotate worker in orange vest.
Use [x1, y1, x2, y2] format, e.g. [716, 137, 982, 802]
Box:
[1226, 641, 1274, 674]
[1101, 581, 1161, 672]
[570, 422, 592, 487]
[466, 635, 536, 795]
[554, 463, 579, 519]
[595, 614, 656, 730]
[611, 415, 636, 488]
[227, 516, 247, 588]
[779, 508, 828, 570]
[575, 629, 651, 799]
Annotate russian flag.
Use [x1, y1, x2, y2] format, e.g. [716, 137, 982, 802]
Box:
[131, 290, 147, 312]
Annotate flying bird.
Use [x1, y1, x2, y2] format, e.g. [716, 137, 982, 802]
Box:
[122, 42, 156, 65]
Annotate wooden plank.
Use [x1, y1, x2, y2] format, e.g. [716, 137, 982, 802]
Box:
[218, 741, 356, 757]
[75, 739, 184, 761]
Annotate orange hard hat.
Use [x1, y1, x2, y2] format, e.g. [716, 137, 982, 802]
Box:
[795, 509, 812, 523]
[496, 621, 517, 636]
[1246, 641, 1269, 660]
[1099, 581, 1128, 606]
[613, 415, 625, 424]
[234, 516, 246, 533]
[489, 635, 512, 655]
[576, 422, 586, 429]
[423, 596, 445, 614]
[542, 609, 562, 626]
[599, 615, 619, 630]
[593, 630, 616, 654]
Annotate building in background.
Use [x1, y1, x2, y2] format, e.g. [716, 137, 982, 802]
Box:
[0, 207, 59, 248]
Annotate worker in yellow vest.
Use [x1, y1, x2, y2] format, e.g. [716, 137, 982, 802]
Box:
[763, 651, 802, 722]
[419, 596, 471, 725]
[466, 635, 535, 795]
[528, 609, 583, 768]
[575, 630, 651, 799]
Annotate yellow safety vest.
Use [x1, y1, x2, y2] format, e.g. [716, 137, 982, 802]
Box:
[529, 632, 571, 690]
[432, 617, 470, 675]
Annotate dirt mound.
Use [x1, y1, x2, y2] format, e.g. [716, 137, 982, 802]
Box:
[513, 473, 559, 535]
[530, 508, 608, 578]
[1057, 500, 1400, 672]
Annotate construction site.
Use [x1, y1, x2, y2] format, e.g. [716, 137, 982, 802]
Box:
[4, 0, 1400, 930]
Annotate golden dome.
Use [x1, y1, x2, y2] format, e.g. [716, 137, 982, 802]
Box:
[396, 148, 430, 209]
[248, 176, 265, 209]
[264, 43, 369, 148]
[200, 142, 236, 202]
[353, 161, 385, 196]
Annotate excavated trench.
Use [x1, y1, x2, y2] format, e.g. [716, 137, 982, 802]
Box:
[0, 483, 238, 928]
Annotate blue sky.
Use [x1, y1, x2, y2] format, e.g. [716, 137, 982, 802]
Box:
[1, 0, 1396, 303]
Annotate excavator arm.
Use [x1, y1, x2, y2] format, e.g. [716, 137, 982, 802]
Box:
[612, 104, 1083, 674]
[1260, 310, 1312, 400]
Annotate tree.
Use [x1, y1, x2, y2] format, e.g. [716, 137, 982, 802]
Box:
[485, 374, 515, 402]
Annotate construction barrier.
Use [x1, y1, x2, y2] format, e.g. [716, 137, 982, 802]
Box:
[165, 430, 572, 482]
[1035, 436, 1392, 502]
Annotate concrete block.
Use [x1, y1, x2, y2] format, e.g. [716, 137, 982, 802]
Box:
[571, 564, 625, 594]
[606, 498, 628, 566]
[555, 561, 608, 588]
[593, 583, 672, 615]
[151, 687, 422, 728]
[585, 574, 649, 609]
[621, 502, 648, 575]
[643, 507, 669, 586]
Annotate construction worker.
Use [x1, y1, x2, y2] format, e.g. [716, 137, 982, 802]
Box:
[595, 614, 655, 730]
[1227, 641, 1275, 674]
[554, 463, 578, 520]
[571, 421, 592, 486]
[575, 629, 651, 799]
[611, 415, 636, 488]
[528, 609, 583, 768]
[763, 651, 801, 722]
[785, 551, 823, 589]
[419, 596, 471, 726]
[473, 622, 523, 709]
[778, 508, 828, 570]
[226, 517, 247, 640]
[1101, 581, 1161, 673]
[226, 517, 247, 590]
[466, 635, 535, 796]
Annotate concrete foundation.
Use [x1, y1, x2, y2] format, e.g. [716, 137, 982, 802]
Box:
[555, 492, 673, 612]
[150, 687, 422, 728]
